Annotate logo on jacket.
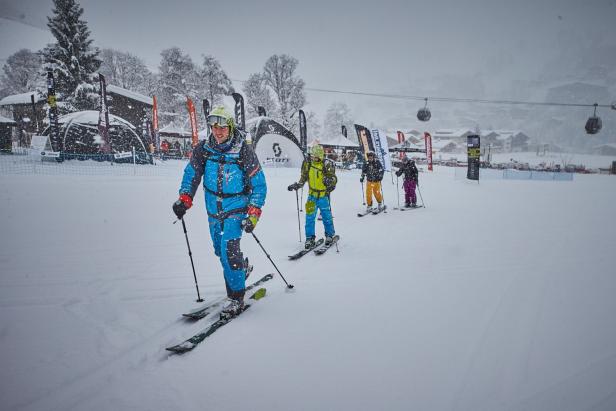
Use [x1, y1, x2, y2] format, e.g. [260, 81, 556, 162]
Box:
[272, 143, 282, 157]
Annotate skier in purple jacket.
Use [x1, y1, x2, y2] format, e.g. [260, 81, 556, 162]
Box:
[395, 156, 419, 207]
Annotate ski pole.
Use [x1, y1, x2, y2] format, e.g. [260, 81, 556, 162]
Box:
[360, 180, 366, 205]
[249, 231, 294, 289]
[396, 175, 400, 209]
[180, 218, 204, 302]
[417, 184, 426, 208]
[300, 187, 304, 212]
[295, 189, 302, 243]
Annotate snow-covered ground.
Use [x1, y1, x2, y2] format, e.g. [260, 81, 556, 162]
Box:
[1, 161, 616, 411]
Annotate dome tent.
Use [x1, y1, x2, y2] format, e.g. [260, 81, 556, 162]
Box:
[43, 111, 152, 163]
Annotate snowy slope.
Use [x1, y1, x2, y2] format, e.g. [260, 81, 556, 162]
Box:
[1, 163, 616, 411]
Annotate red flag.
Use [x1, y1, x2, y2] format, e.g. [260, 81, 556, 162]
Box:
[186, 97, 199, 148]
[396, 130, 405, 159]
[424, 132, 433, 171]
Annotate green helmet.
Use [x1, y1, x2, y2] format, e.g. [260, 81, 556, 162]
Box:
[310, 144, 324, 160]
[207, 106, 235, 133]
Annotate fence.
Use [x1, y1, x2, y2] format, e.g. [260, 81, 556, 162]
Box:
[454, 166, 574, 181]
[1, 149, 186, 177]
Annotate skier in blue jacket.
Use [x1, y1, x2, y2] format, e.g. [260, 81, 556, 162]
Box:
[172, 106, 267, 318]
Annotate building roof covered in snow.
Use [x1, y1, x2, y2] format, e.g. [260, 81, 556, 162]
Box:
[106, 85, 152, 106]
[0, 91, 45, 106]
[432, 129, 475, 139]
[161, 123, 192, 137]
[321, 134, 359, 147]
[57, 110, 135, 129]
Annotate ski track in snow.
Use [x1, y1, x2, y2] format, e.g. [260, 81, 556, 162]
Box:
[1, 163, 616, 410]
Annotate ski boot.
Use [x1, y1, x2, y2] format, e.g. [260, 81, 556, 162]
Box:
[220, 297, 244, 320]
[305, 236, 316, 250]
[377, 203, 385, 211]
[325, 235, 335, 246]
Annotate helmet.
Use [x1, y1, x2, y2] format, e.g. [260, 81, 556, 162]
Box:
[207, 106, 235, 133]
[310, 144, 324, 160]
[366, 150, 375, 158]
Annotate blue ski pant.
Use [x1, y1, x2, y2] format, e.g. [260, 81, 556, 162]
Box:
[305, 194, 335, 238]
[207, 214, 246, 296]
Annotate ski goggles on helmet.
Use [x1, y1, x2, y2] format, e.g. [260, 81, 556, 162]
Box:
[207, 115, 229, 128]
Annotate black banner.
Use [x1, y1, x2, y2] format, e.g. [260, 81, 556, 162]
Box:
[30, 94, 39, 133]
[250, 117, 302, 149]
[467, 134, 480, 180]
[298, 109, 307, 152]
[98, 74, 111, 153]
[46, 70, 61, 153]
[231, 92, 245, 131]
[354, 124, 375, 159]
[203, 99, 210, 118]
[341, 125, 347, 138]
[257, 106, 266, 117]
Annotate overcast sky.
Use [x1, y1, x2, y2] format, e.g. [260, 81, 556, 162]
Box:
[1, 0, 615, 126]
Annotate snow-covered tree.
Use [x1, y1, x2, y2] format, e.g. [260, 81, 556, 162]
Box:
[242, 73, 276, 118]
[157, 47, 198, 115]
[306, 111, 321, 142]
[98, 48, 155, 95]
[322, 101, 353, 140]
[41, 0, 101, 110]
[0, 49, 43, 98]
[262, 54, 306, 129]
[198, 55, 234, 106]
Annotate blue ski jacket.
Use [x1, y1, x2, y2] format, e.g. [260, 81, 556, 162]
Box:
[179, 129, 266, 219]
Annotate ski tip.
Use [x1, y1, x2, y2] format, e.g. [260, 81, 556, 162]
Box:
[249, 287, 267, 300]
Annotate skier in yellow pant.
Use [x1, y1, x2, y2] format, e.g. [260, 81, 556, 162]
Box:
[360, 151, 385, 212]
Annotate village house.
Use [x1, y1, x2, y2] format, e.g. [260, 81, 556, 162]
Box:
[0, 91, 47, 147]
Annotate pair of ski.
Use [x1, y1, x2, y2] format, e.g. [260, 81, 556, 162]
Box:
[288, 234, 340, 260]
[393, 204, 424, 211]
[166, 273, 274, 354]
[357, 205, 387, 217]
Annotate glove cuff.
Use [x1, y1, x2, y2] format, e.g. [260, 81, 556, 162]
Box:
[179, 194, 193, 208]
[247, 205, 261, 218]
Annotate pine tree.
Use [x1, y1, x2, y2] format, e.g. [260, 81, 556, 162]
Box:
[41, 0, 101, 111]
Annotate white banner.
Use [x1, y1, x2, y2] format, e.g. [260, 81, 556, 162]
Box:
[113, 151, 133, 160]
[370, 129, 391, 171]
[41, 150, 61, 158]
[254, 134, 305, 168]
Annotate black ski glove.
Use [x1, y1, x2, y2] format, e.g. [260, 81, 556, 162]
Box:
[287, 182, 301, 191]
[172, 194, 192, 219]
